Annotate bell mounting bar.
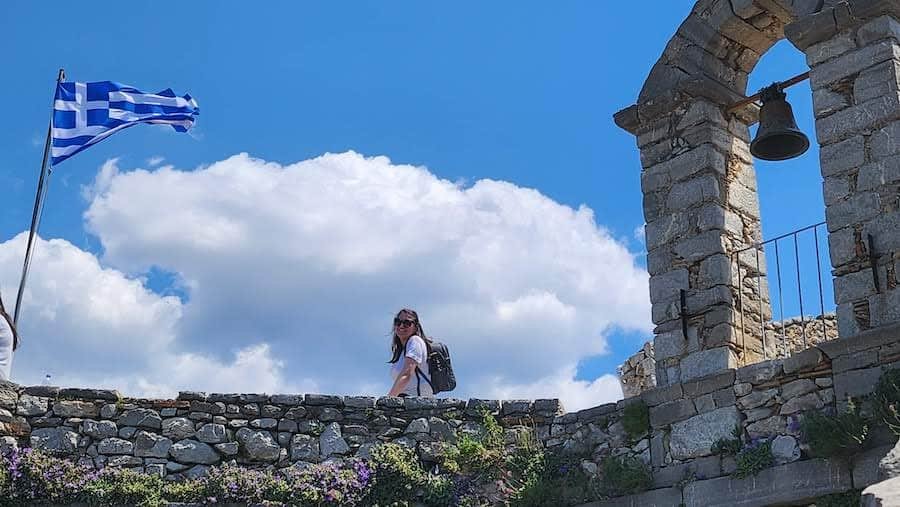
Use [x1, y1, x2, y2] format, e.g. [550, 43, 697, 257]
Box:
[726, 71, 810, 114]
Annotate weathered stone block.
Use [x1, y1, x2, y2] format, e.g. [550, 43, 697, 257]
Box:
[783, 347, 826, 374]
[854, 444, 895, 489]
[304, 394, 344, 407]
[683, 458, 853, 506]
[320, 422, 350, 456]
[836, 271, 878, 309]
[812, 87, 851, 118]
[666, 175, 721, 212]
[806, 30, 858, 66]
[693, 393, 715, 414]
[727, 180, 760, 216]
[810, 40, 900, 90]
[584, 486, 683, 507]
[820, 135, 865, 177]
[134, 431, 172, 458]
[737, 359, 783, 386]
[825, 192, 881, 232]
[737, 388, 777, 410]
[650, 399, 697, 428]
[816, 93, 900, 146]
[170, 439, 220, 464]
[781, 379, 818, 400]
[855, 59, 900, 104]
[682, 370, 735, 398]
[858, 15, 900, 46]
[858, 155, 900, 191]
[834, 349, 879, 372]
[16, 395, 48, 416]
[652, 455, 722, 488]
[834, 366, 884, 400]
[641, 383, 683, 407]
[771, 435, 801, 465]
[872, 119, 900, 160]
[649, 269, 689, 304]
[823, 174, 851, 205]
[781, 391, 826, 415]
[654, 329, 686, 361]
[53, 401, 99, 418]
[644, 213, 691, 251]
[268, 394, 303, 406]
[162, 417, 195, 440]
[681, 348, 735, 381]
[30, 427, 79, 454]
[669, 406, 740, 460]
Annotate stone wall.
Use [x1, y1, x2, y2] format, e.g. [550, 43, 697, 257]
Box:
[618, 341, 655, 398]
[2, 323, 899, 506]
[618, 314, 838, 398]
[787, 5, 900, 340]
[615, 0, 900, 389]
[0, 389, 571, 480]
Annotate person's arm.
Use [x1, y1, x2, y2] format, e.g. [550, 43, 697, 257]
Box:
[388, 357, 419, 396]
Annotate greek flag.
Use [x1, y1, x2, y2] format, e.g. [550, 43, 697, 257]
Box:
[51, 81, 199, 165]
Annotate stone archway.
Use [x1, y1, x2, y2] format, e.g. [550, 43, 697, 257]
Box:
[615, 0, 900, 386]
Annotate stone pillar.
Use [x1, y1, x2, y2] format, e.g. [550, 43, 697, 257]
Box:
[625, 96, 770, 385]
[787, 2, 900, 338]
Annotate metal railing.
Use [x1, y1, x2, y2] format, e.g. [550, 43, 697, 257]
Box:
[731, 221, 835, 360]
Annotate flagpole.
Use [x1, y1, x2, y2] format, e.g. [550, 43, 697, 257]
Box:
[14, 68, 65, 328]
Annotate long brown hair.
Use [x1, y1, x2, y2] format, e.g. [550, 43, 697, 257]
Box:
[388, 308, 429, 363]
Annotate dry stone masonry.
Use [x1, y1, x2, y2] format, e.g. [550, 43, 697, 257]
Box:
[618, 314, 839, 398]
[4, 323, 900, 505]
[618, 341, 656, 398]
[615, 0, 900, 388]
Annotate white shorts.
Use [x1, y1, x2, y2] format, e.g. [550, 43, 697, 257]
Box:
[0, 317, 13, 381]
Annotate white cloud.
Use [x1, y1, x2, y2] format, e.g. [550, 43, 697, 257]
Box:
[633, 224, 646, 243]
[147, 156, 165, 167]
[0, 234, 303, 396]
[485, 366, 623, 411]
[5, 152, 650, 410]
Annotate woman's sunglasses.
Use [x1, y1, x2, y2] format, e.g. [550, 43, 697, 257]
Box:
[394, 318, 416, 328]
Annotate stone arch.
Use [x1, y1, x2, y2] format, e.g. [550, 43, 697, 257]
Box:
[615, 0, 900, 386]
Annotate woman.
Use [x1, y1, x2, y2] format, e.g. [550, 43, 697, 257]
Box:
[388, 308, 434, 397]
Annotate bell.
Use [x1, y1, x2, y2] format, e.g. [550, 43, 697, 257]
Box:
[749, 84, 810, 161]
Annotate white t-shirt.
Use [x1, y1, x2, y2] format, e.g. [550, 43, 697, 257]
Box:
[0, 314, 13, 382]
[390, 335, 433, 397]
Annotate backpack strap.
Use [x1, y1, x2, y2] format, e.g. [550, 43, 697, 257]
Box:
[415, 366, 434, 391]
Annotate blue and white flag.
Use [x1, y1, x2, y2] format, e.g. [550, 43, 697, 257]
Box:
[51, 81, 199, 165]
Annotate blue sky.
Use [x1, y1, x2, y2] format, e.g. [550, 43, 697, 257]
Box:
[0, 2, 830, 408]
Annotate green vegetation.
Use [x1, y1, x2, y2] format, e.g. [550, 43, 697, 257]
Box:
[874, 368, 900, 435]
[733, 438, 774, 479]
[621, 401, 650, 442]
[711, 426, 743, 456]
[800, 401, 869, 457]
[813, 490, 862, 507]
[599, 456, 652, 497]
[0, 411, 646, 506]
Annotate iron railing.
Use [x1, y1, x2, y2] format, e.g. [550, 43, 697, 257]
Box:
[731, 221, 835, 360]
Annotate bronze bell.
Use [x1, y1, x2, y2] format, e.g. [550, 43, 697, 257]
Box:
[749, 84, 810, 161]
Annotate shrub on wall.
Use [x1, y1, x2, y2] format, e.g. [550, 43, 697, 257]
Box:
[874, 368, 900, 435]
[599, 455, 651, 497]
[621, 400, 649, 442]
[711, 426, 743, 456]
[732, 438, 774, 479]
[813, 490, 862, 507]
[800, 402, 869, 457]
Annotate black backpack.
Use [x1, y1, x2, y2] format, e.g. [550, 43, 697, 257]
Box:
[417, 338, 456, 394]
